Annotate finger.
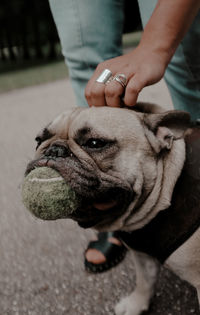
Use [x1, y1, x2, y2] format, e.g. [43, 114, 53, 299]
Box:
[85, 66, 113, 107]
[85, 81, 94, 107]
[124, 74, 147, 106]
[104, 80, 125, 107]
[85, 81, 107, 107]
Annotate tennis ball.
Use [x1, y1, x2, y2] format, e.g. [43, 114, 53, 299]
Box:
[22, 167, 80, 220]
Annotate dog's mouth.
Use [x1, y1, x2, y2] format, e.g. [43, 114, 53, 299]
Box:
[25, 154, 134, 229]
[73, 187, 132, 229]
[93, 200, 118, 211]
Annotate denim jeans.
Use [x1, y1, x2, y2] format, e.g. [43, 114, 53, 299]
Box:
[49, 0, 200, 120]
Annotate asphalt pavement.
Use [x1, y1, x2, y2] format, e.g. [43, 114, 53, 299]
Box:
[0, 78, 199, 315]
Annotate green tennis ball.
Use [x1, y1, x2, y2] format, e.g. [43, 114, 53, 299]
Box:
[22, 167, 80, 220]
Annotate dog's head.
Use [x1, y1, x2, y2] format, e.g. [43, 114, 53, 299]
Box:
[25, 103, 190, 231]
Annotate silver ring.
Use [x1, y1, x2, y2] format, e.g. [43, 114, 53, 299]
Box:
[96, 69, 113, 84]
[113, 73, 127, 88]
[105, 76, 114, 85]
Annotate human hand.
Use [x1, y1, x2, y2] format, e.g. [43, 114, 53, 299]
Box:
[85, 45, 167, 107]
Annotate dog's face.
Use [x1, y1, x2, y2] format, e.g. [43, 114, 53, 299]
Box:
[26, 103, 190, 231]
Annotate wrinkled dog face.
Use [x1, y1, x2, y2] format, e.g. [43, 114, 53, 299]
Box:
[26, 104, 190, 230]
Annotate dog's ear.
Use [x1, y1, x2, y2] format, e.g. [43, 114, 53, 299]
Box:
[143, 110, 191, 153]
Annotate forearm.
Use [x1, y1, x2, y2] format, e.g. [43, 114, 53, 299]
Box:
[85, 0, 200, 107]
[139, 0, 200, 65]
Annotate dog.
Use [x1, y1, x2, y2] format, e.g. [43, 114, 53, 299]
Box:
[26, 103, 200, 315]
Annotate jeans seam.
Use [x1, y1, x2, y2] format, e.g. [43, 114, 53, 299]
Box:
[179, 43, 195, 80]
[73, 0, 90, 69]
[180, 42, 200, 91]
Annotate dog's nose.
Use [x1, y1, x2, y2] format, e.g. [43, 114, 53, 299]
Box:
[45, 144, 70, 158]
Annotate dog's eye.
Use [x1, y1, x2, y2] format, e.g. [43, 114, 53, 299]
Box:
[84, 138, 107, 149]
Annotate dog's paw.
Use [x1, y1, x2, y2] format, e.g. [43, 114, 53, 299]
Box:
[115, 293, 149, 315]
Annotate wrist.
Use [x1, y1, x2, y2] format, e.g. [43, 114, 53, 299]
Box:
[139, 27, 177, 66]
[137, 40, 172, 68]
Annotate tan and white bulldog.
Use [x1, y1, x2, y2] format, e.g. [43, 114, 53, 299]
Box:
[26, 103, 200, 315]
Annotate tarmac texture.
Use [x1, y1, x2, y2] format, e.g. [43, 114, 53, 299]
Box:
[0, 78, 199, 314]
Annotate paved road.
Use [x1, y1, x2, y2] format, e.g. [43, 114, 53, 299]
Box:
[0, 79, 199, 314]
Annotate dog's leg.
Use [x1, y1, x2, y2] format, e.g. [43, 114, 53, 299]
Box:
[115, 251, 160, 315]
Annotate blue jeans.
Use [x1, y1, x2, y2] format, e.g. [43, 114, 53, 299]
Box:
[49, 0, 200, 120]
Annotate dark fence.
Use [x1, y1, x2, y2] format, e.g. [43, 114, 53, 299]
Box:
[0, 0, 141, 65]
[0, 0, 59, 63]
